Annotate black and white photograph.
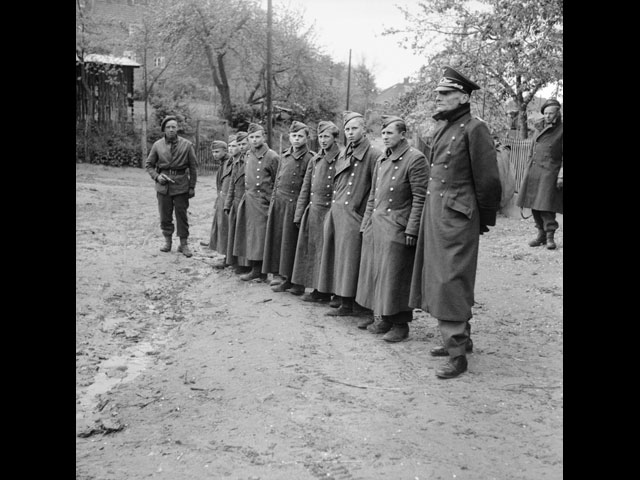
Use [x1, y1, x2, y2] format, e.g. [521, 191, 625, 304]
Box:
[76, 0, 563, 478]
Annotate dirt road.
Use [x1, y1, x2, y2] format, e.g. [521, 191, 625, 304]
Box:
[76, 163, 562, 480]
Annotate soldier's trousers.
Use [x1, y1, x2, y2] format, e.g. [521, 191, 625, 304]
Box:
[157, 192, 190, 239]
[382, 310, 414, 324]
[532, 210, 558, 233]
[438, 319, 471, 358]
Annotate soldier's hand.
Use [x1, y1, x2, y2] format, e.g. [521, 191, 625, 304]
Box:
[188, 188, 195, 198]
[157, 174, 168, 185]
[294, 222, 301, 229]
[405, 234, 417, 247]
[224, 208, 230, 215]
[479, 224, 490, 235]
[556, 177, 563, 189]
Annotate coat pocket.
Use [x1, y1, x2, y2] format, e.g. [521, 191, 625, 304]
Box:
[444, 192, 474, 220]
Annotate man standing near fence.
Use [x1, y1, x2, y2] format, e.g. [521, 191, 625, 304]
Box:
[409, 66, 501, 379]
[516, 98, 563, 250]
[145, 115, 198, 257]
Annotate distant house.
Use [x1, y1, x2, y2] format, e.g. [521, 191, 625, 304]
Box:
[373, 77, 416, 112]
[76, 53, 141, 128]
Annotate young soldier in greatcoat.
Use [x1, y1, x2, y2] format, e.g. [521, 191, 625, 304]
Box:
[409, 66, 502, 379]
[145, 115, 198, 257]
[233, 123, 280, 281]
[516, 98, 563, 250]
[317, 111, 382, 316]
[207, 140, 233, 268]
[291, 121, 341, 303]
[263, 121, 315, 293]
[224, 132, 251, 274]
[357, 115, 429, 341]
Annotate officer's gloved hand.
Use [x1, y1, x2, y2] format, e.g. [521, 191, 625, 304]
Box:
[405, 234, 417, 247]
[479, 208, 496, 235]
[188, 188, 195, 198]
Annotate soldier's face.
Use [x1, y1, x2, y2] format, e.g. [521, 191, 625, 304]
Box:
[543, 106, 560, 125]
[238, 139, 249, 153]
[344, 120, 364, 144]
[434, 90, 469, 113]
[248, 131, 265, 148]
[289, 130, 307, 149]
[164, 121, 178, 139]
[381, 124, 404, 150]
[318, 132, 335, 151]
[211, 148, 226, 161]
[228, 142, 240, 156]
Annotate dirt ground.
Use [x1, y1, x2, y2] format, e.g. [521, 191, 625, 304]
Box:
[76, 163, 562, 480]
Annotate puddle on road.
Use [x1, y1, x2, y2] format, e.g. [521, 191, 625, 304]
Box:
[77, 341, 156, 417]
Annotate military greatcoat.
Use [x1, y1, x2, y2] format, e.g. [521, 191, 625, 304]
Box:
[356, 138, 428, 316]
[209, 152, 233, 254]
[225, 152, 249, 266]
[233, 144, 280, 261]
[262, 144, 314, 277]
[409, 103, 501, 321]
[516, 120, 563, 214]
[290, 142, 340, 288]
[317, 137, 381, 298]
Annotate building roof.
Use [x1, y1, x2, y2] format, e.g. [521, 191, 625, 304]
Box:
[82, 53, 141, 67]
[374, 79, 416, 106]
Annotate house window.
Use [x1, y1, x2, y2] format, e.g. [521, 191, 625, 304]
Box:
[154, 56, 166, 68]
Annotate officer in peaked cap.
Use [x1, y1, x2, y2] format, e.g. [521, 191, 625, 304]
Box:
[434, 66, 481, 95]
[409, 65, 502, 379]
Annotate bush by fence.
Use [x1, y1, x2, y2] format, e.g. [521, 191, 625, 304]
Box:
[76, 127, 143, 168]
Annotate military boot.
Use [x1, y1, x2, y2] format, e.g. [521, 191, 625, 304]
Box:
[382, 323, 409, 342]
[368, 318, 393, 334]
[546, 231, 557, 250]
[240, 263, 263, 281]
[435, 355, 468, 379]
[177, 238, 193, 257]
[528, 229, 546, 247]
[160, 235, 172, 252]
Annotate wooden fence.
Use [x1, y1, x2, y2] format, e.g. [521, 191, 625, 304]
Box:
[499, 137, 533, 192]
[196, 141, 219, 176]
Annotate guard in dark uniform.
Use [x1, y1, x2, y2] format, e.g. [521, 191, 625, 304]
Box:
[145, 115, 198, 257]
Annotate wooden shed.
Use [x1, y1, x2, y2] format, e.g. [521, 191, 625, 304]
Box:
[76, 53, 140, 130]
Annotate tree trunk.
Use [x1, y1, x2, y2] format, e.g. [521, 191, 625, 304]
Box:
[518, 108, 529, 140]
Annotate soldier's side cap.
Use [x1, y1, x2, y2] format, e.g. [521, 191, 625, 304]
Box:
[247, 122, 264, 134]
[434, 66, 481, 94]
[228, 134, 238, 144]
[342, 110, 364, 126]
[212, 140, 228, 150]
[381, 115, 405, 129]
[289, 120, 308, 133]
[540, 98, 561, 114]
[317, 120, 339, 134]
[161, 115, 178, 131]
[235, 131, 248, 142]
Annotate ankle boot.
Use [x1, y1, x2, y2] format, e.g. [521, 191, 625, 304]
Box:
[545, 231, 556, 250]
[177, 238, 193, 257]
[240, 263, 263, 281]
[160, 235, 172, 252]
[528, 228, 546, 247]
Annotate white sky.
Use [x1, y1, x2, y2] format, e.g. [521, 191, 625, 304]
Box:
[262, 0, 426, 91]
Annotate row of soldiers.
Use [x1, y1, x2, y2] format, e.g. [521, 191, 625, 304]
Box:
[147, 66, 503, 379]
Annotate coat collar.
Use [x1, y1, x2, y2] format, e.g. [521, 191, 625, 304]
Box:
[383, 138, 411, 162]
[345, 136, 370, 161]
[318, 142, 340, 164]
[251, 144, 269, 158]
[284, 144, 309, 160]
[432, 102, 471, 123]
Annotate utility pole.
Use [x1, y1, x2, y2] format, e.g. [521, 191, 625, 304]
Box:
[266, 0, 273, 146]
[346, 49, 352, 110]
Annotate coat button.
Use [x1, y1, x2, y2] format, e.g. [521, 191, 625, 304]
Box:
[387, 208, 391, 212]
[451, 136, 455, 140]
[427, 191, 430, 195]
[444, 165, 448, 169]
[345, 201, 349, 204]
[390, 187, 394, 191]
[441, 179, 445, 183]
[440, 193, 443, 197]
